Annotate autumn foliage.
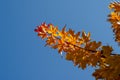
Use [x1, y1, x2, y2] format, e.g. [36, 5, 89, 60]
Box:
[35, 2, 120, 80]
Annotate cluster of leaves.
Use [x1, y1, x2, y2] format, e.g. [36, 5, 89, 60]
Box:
[108, 2, 120, 44]
[35, 2, 120, 80]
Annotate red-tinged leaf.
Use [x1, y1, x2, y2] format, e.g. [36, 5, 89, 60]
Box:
[35, 23, 49, 33]
[34, 26, 43, 32]
[48, 23, 53, 27]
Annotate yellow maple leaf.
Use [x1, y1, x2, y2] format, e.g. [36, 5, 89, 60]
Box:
[47, 24, 58, 37]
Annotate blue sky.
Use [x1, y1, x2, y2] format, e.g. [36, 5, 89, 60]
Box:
[1, 0, 120, 80]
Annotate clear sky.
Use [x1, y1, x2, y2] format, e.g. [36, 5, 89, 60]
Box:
[1, 0, 120, 80]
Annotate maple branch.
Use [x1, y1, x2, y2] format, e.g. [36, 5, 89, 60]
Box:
[34, 1, 120, 80]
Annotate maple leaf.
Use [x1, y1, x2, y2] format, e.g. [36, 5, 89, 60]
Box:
[101, 46, 113, 57]
[34, 22, 48, 33]
[45, 36, 56, 46]
[34, 23, 49, 39]
[58, 26, 69, 43]
[85, 41, 101, 51]
[47, 24, 58, 37]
